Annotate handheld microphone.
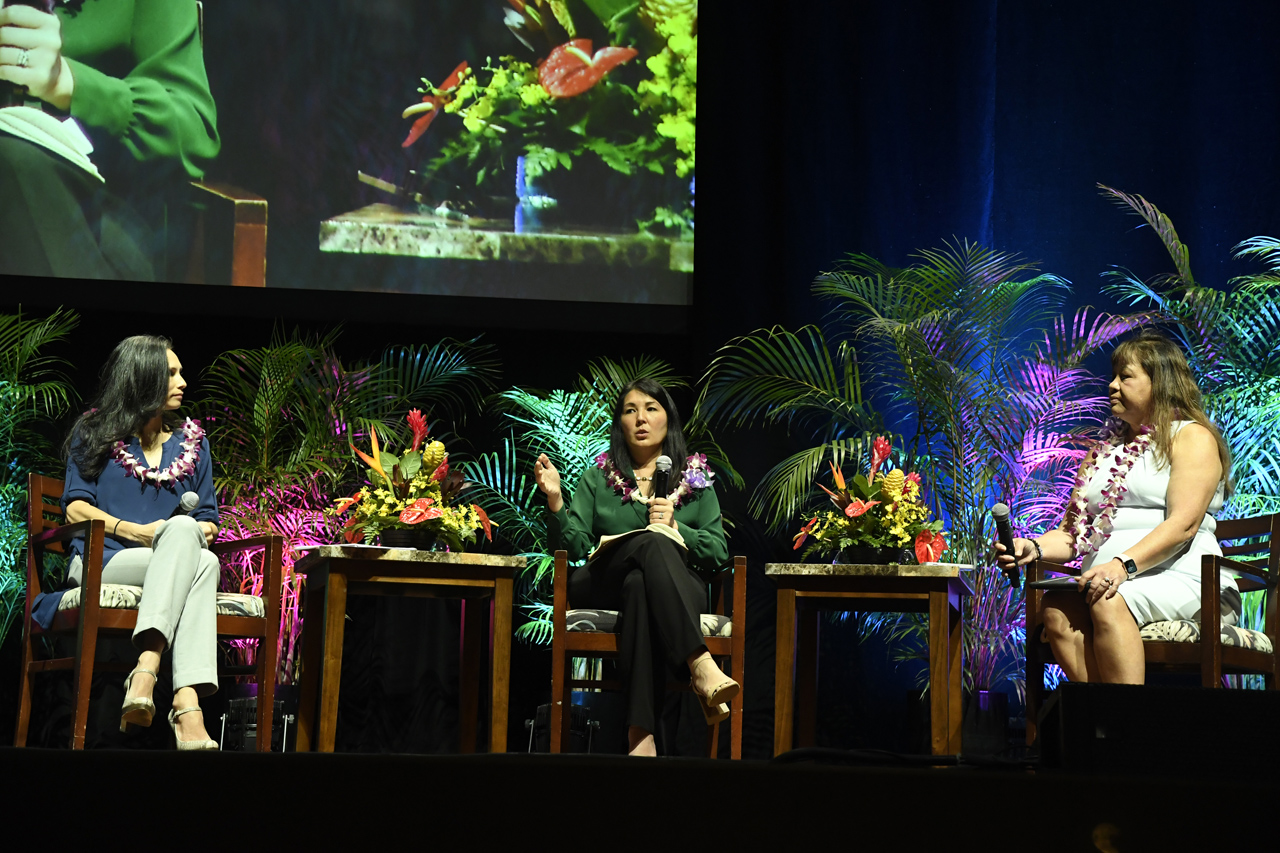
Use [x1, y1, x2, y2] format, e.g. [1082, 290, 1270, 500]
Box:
[991, 502, 1020, 587]
[170, 491, 200, 518]
[653, 455, 672, 501]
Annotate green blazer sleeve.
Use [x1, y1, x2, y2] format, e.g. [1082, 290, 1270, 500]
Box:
[546, 466, 605, 564]
[62, 0, 219, 179]
[674, 484, 729, 574]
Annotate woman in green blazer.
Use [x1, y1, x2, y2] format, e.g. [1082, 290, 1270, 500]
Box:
[0, 1, 219, 279]
[535, 379, 738, 756]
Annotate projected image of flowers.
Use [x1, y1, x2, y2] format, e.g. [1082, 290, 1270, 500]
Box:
[397, 0, 696, 237]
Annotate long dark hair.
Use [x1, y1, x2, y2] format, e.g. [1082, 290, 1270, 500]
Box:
[608, 378, 689, 478]
[65, 335, 177, 480]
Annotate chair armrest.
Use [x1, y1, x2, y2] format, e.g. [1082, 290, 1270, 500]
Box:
[552, 550, 569, 635]
[211, 535, 283, 558]
[1211, 555, 1271, 589]
[187, 181, 268, 287]
[1027, 559, 1079, 584]
[27, 519, 97, 550]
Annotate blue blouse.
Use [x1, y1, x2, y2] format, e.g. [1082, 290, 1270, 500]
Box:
[61, 426, 220, 568]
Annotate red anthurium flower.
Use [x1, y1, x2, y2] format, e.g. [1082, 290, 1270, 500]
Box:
[869, 436, 892, 479]
[915, 529, 947, 564]
[407, 409, 430, 452]
[539, 39, 638, 98]
[792, 516, 819, 550]
[402, 60, 470, 148]
[844, 498, 881, 519]
[343, 516, 364, 543]
[334, 490, 362, 515]
[473, 503, 494, 541]
[399, 506, 428, 525]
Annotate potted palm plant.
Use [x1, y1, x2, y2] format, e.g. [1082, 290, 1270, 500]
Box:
[698, 240, 1154, 704]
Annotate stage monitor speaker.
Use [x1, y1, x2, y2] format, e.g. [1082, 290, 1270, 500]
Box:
[1038, 682, 1280, 780]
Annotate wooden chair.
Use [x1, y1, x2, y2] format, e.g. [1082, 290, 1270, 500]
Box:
[13, 473, 284, 749]
[549, 550, 747, 758]
[1025, 514, 1279, 744]
[177, 182, 268, 287]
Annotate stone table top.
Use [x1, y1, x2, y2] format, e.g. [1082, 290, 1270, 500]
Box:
[295, 544, 526, 571]
[765, 562, 974, 578]
[319, 203, 693, 272]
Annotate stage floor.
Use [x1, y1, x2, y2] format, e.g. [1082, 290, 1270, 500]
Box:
[0, 746, 1243, 848]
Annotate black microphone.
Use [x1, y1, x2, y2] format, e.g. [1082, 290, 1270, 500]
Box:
[991, 502, 1020, 587]
[170, 491, 200, 518]
[653, 455, 672, 501]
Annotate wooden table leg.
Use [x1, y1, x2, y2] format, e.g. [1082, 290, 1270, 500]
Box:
[459, 598, 482, 754]
[948, 593, 963, 755]
[928, 589, 949, 755]
[490, 574, 513, 754]
[796, 604, 819, 748]
[774, 587, 797, 756]
[316, 570, 348, 753]
[295, 565, 327, 753]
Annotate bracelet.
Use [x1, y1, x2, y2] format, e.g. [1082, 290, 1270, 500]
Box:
[111, 518, 122, 538]
[1031, 539, 1043, 560]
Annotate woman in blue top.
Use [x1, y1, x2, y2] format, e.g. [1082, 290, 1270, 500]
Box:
[63, 334, 221, 750]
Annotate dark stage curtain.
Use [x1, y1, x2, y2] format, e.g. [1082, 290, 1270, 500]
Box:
[699, 0, 1280, 338]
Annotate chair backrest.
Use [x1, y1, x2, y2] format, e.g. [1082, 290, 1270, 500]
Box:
[26, 473, 66, 553]
[1216, 514, 1280, 593]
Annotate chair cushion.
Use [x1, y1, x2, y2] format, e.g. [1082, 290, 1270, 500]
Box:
[1138, 619, 1274, 653]
[57, 584, 266, 619]
[565, 608, 732, 637]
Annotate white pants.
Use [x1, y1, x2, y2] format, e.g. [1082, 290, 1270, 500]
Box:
[70, 515, 219, 696]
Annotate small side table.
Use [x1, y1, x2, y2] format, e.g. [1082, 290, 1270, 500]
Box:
[294, 546, 524, 753]
[767, 561, 974, 756]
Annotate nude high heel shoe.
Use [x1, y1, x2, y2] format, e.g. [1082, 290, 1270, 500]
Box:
[120, 667, 157, 732]
[690, 655, 738, 725]
[168, 706, 219, 751]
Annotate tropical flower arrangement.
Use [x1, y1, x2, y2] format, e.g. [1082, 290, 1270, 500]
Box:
[398, 0, 696, 234]
[332, 409, 493, 551]
[792, 437, 948, 564]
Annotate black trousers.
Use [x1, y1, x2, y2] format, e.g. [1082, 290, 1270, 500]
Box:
[0, 134, 154, 280]
[569, 531, 707, 734]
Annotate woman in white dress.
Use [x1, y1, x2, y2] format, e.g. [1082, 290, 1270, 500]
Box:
[998, 330, 1240, 684]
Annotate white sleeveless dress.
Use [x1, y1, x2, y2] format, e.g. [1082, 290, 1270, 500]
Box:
[1081, 421, 1242, 626]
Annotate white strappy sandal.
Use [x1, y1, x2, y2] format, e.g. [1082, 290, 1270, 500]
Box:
[120, 667, 157, 732]
[168, 706, 219, 751]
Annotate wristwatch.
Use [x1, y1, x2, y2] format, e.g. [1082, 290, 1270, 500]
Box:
[1115, 553, 1138, 580]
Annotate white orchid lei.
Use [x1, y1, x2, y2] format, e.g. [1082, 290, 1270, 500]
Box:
[1067, 423, 1152, 558]
[111, 418, 204, 489]
[596, 451, 715, 508]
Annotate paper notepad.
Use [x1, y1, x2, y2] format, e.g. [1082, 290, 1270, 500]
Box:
[0, 106, 102, 181]
[589, 523, 687, 560]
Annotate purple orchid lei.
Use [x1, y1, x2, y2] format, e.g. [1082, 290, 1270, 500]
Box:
[111, 418, 204, 489]
[596, 451, 715, 508]
[1067, 423, 1152, 558]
